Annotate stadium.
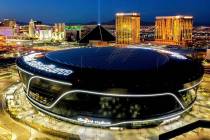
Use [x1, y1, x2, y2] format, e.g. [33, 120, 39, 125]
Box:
[16, 47, 204, 128]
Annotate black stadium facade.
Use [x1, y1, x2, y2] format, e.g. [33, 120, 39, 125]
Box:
[16, 47, 204, 128]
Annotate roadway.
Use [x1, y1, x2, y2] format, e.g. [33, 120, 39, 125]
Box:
[0, 72, 31, 140]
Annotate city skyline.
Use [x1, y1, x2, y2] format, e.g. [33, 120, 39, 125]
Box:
[0, 0, 210, 139]
[0, 0, 210, 25]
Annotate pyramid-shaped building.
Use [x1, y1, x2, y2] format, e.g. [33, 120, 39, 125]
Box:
[79, 25, 115, 44]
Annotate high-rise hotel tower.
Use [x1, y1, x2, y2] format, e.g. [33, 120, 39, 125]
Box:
[155, 16, 193, 47]
[29, 19, 36, 38]
[116, 13, 140, 45]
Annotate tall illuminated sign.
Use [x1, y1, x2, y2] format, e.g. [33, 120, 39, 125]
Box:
[65, 26, 83, 31]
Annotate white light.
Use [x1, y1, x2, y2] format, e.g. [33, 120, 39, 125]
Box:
[26, 75, 185, 110]
[25, 61, 72, 76]
[129, 46, 187, 60]
[162, 116, 181, 125]
[116, 13, 140, 16]
[178, 79, 203, 92]
[157, 49, 187, 60]
[26, 93, 195, 127]
[23, 74, 197, 127]
[23, 53, 40, 62]
[23, 53, 73, 76]
[17, 42, 21, 45]
[77, 117, 111, 125]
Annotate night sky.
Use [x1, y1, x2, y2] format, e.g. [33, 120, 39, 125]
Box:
[0, 0, 209, 24]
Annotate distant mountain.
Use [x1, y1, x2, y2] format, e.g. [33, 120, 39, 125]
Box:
[16, 21, 53, 26]
[100, 20, 209, 26]
[16, 20, 210, 27]
[66, 21, 98, 25]
[102, 20, 155, 26]
[142, 21, 155, 26]
[194, 22, 210, 27]
[102, 20, 115, 25]
[16, 21, 28, 25]
[67, 20, 154, 26]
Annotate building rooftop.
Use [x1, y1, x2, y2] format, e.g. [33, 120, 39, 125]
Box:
[16, 47, 204, 95]
[46, 47, 168, 71]
[156, 15, 193, 19]
[116, 13, 140, 16]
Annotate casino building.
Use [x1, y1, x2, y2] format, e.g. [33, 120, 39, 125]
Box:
[116, 13, 140, 45]
[16, 47, 204, 128]
[155, 16, 193, 47]
[0, 35, 6, 45]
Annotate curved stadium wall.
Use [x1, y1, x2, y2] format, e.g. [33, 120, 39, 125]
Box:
[16, 47, 204, 128]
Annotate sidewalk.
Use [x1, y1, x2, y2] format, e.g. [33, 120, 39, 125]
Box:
[0, 127, 13, 140]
